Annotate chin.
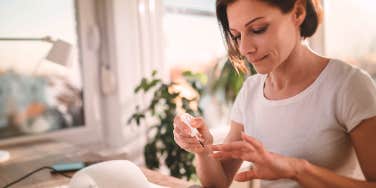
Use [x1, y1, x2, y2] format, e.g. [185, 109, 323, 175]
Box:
[248, 55, 273, 75]
[252, 65, 271, 75]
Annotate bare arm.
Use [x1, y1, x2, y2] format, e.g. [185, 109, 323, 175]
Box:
[209, 117, 376, 188]
[195, 121, 244, 187]
[293, 116, 376, 187]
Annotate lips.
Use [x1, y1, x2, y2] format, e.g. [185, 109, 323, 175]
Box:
[249, 54, 268, 63]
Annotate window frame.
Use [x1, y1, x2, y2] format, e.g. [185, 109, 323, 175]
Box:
[0, 0, 103, 146]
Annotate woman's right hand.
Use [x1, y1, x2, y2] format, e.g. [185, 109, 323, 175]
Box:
[173, 115, 213, 154]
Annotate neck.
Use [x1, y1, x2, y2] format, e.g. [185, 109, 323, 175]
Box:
[267, 42, 323, 90]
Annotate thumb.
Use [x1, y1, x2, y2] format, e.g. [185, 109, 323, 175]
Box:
[190, 117, 207, 130]
[191, 117, 213, 145]
[234, 169, 257, 182]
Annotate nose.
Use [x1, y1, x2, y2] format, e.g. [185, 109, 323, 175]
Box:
[238, 34, 257, 56]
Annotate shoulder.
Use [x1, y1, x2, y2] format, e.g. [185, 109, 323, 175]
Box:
[331, 59, 376, 132]
[327, 59, 357, 80]
[234, 74, 264, 103]
[242, 74, 265, 90]
[329, 59, 375, 91]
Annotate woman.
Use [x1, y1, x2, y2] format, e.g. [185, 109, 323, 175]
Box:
[173, 0, 376, 187]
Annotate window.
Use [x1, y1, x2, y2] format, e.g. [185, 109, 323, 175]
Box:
[0, 0, 99, 142]
[323, 0, 376, 79]
[162, 0, 226, 80]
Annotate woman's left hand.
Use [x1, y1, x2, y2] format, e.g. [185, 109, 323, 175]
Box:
[209, 132, 303, 182]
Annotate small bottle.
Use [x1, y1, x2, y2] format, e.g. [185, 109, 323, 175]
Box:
[180, 113, 205, 147]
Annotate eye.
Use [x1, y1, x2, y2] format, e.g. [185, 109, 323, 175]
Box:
[252, 25, 268, 34]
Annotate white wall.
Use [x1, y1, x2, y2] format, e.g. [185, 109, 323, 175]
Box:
[324, 0, 376, 59]
[98, 0, 166, 162]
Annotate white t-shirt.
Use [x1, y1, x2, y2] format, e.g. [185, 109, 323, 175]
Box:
[230, 59, 376, 188]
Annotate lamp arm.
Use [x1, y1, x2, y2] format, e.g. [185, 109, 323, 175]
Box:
[0, 36, 54, 43]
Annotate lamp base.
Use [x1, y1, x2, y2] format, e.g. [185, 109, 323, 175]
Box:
[0, 150, 10, 163]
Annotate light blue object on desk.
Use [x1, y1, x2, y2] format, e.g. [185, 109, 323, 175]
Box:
[52, 162, 86, 172]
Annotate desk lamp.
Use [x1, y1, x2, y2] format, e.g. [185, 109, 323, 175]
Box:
[0, 36, 72, 162]
[0, 36, 72, 67]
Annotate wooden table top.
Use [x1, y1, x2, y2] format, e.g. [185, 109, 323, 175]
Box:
[0, 139, 197, 188]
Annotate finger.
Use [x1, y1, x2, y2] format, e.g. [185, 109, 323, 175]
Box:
[179, 140, 198, 151]
[210, 151, 233, 160]
[210, 141, 243, 151]
[173, 116, 180, 128]
[174, 131, 201, 144]
[174, 119, 195, 137]
[241, 132, 264, 153]
[173, 132, 185, 148]
[174, 132, 204, 149]
[190, 117, 205, 129]
[210, 141, 255, 153]
[239, 152, 258, 162]
[174, 132, 193, 147]
[173, 116, 191, 133]
[234, 170, 257, 182]
[191, 145, 207, 153]
[190, 117, 206, 136]
[211, 150, 258, 162]
[185, 142, 207, 153]
[210, 151, 243, 160]
[174, 127, 194, 138]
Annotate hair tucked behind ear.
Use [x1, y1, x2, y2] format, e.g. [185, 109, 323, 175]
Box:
[216, 0, 323, 73]
[300, 0, 323, 38]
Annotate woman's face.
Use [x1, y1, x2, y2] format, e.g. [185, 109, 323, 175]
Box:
[227, 0, 301, 74]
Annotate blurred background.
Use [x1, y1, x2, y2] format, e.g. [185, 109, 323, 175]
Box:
[0, 0, 84, 138]
[0, 0, 375, 187]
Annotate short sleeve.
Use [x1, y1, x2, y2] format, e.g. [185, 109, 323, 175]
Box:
[337, 68, 376, 132]
[230, 81, 247, 125]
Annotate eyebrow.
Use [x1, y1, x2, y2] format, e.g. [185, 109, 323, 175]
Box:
[230, 16, 265, 32]
[245, 17, 264, 27]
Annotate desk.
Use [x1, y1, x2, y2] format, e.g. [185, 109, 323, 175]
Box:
[0, 139, 196, 188]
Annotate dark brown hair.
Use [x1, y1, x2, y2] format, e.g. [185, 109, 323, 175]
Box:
[216, 0, 323, 73]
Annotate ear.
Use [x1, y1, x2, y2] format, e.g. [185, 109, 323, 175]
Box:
[292, 0, 307, 27]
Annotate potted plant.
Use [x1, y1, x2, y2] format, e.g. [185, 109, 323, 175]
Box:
[128, 70, 205, 180]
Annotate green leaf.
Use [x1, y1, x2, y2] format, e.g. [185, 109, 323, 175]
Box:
[152, 70, 157, 77]
[144, 142, 159, 169]
[129, 69, 207, 180]
[134, 78, 148, 93]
